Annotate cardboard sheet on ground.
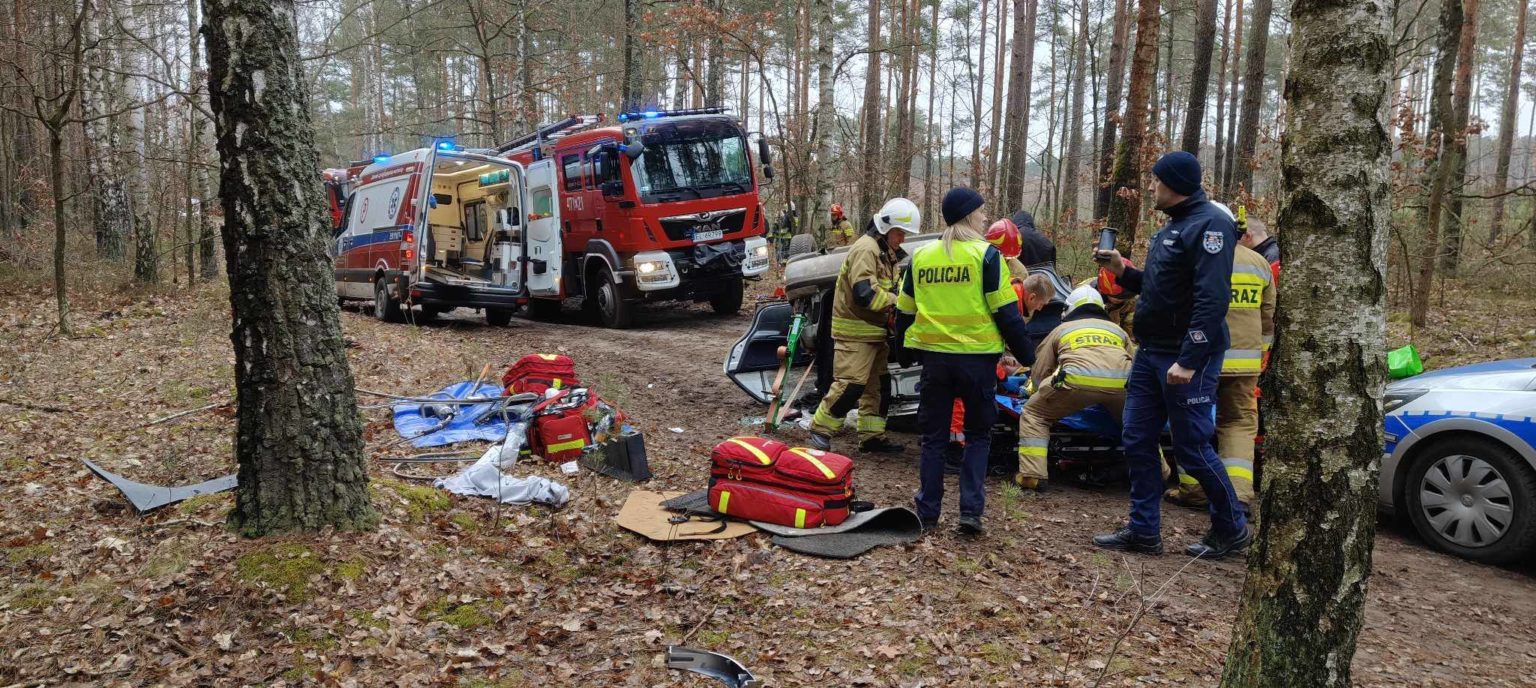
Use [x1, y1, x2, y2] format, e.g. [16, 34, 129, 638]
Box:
[393, 380, 510, 448]
[617, 491, 757, 541]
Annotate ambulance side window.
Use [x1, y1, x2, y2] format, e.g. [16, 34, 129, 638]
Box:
[532, 187, 554, 217]
[335, 193, 355, 238]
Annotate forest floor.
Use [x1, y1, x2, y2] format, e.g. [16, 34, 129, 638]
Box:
[1, 272, 1535, 687]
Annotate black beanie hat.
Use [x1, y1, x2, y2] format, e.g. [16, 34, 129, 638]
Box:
[941, 187, 985, 226]
[1152, 151, 1202, 196]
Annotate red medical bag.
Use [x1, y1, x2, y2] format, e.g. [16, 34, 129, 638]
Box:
[707, 437, 854, 528]
[502, 354, 578, 395]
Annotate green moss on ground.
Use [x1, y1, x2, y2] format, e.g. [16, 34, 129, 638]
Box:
[234, 543, 326, 601]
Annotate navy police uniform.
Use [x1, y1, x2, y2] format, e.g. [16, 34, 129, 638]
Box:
[1112, 189, 1248, 541]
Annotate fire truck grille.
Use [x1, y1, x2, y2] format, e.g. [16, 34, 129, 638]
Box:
[658, 208, 747, 242]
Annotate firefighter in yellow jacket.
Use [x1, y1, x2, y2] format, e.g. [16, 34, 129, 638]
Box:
[1014, 286, 1134, 490]
[809, 198, 919, 453]
[1167, 205, 1275, 511]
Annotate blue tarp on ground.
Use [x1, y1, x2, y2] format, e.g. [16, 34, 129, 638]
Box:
[995, 394, 1122, 440]
[393, 380, 510, 448]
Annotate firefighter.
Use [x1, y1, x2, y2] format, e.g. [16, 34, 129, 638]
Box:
[830, 203, 856, 247]
[1090, 151, 1251, 560]
[895, 187, 1037, 535]
[808, 197, 919, 454]
[1015, 286, 1134, 491]
[774, 203, 798, 262]
[1167, 204, 1275, 512]
[985, 218, 1032, 282]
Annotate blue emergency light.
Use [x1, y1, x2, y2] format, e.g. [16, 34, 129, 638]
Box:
[372, 153, 390, 164]
[616, 106, 727, 123]
[436, 140, 456, 151]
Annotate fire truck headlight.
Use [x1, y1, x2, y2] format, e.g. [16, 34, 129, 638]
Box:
[638, 261, 660, 274]
[753, 244, 769, 257]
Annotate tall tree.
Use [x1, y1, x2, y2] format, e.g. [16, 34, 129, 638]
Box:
[1439, 0, 1481, 274]
[811, 0, 834, 225]
[1490, 0, 1530, 247]
[1221, 0, 1245, 190]
[1411, 0, 1464, 327]
[889, 0, 916, 197]
[859, 0, 883, 216]
[1219, 0, 1393, 679]
[1060, 0, 1090, 222]
[1000, 0, 1039, 211]
[970, 0, 990, 192]
[1230, 0, 1272, 195]
[123, 2, 155, 283]
[1212, 0, 1236, 195]
[1106, 0, 1160, 247]
[79, 1, 132, 261]
[622, 0, 642, 108]
[202, 0, 378, 536]
[1094, 0, 1132, 219]
[987, 0, 1008, 195]
[924, 0, 940, 225]
[1182, 0, 1221, 154]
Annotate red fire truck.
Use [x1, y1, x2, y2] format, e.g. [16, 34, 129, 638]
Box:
[331, 108, 773, 328]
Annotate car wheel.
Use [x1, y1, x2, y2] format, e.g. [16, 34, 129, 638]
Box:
[374, 279, 404, 323]
[485, 308, 513, 327]
[710, 279, 745, 316]
[1404, 436, 1536, 564]
[786, 233, 816, 259]
[592, 267, 634, 329]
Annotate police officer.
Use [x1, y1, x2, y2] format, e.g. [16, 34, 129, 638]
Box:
[895, 188, 1036, 536]
[1090, 151, 1251, 560]
[809, 198, 918, 453]
[830, 204, 856, 247]
[1014, 286, 1133, 491]
[1167, 203, 1275, 512]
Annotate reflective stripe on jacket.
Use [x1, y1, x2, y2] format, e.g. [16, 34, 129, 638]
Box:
[1222, 244, 1276, 376]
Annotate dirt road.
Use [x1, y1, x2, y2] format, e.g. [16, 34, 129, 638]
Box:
[1, 286, 1533, 686]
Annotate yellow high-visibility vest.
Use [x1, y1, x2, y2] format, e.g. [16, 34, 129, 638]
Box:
[898, 239, 1015, 354]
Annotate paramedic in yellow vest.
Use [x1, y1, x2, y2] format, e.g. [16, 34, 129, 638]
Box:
[830, 203, 856, 247]
[808, 198, 919, 454]
[895, 188, 1037, 536]
[1014, 286, 1134, 491]
[1167, 204, 1275, 511]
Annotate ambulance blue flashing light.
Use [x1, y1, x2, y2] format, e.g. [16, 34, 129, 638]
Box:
[436, 140, 456, 151]
[372, 154, 390, 164]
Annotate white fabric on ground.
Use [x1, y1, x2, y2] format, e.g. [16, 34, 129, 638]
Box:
[434, 446, 569, 507]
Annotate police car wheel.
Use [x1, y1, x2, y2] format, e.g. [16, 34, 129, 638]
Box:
[1404, 436, 1536, 565]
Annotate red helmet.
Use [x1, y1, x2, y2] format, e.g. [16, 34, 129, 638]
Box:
[830, 203, 844, 220]
[1097, 258, 1136, 297]
[985, 219, 1021, 259]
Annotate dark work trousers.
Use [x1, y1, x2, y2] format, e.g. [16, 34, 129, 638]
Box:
[915, 352, 1000, 521]
[1121, 348, 1247, 538]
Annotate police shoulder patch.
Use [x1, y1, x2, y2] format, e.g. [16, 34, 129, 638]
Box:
[1203, 230, 1224, 254]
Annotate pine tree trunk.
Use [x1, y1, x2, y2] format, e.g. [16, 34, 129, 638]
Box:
[1060, 0, 1089, 224]
[1219, 0, 1393, 680]
[1222, 0, 1245, 190]
[1001, 0, 1039, 211]
[50, 124, 71, 336]
[971, 0, 990, 192]
[1182, 0, 1220, 154]
[1212, 0, 1234, 196]
[622, 0, 642, 109]
[812, 0, 834, 224]
[860, 0, 883, 218]
[202, 0, 377, 537]
[924, 0, 940, 226]
[889, 0, 915, 197]
[706, 0, 724, 105]
[1095, 0, 1132, 219]
[1440, 0, 1480, 274]
[987, 0, 1008, 195]
[1231, 0, 1272, 195]
[1107, 0, 1160, 248]
[1411, 0, 1463, 327]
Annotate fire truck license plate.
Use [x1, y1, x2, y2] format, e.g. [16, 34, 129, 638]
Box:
[692, 229, 724, 243]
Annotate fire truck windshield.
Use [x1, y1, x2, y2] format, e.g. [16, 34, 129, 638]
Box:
[630, 128, 751, 202]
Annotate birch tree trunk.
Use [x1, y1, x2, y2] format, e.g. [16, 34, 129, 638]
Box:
[202, 0, 378, 536]
[1094, 0, 1132, 219]
[1182, 0, 1220, 154]
[1219, 0, 1393, 678]
[812, 0, 834, 224]
[1107, 0, 1160, 248]
[1489, 0, 1529, 247]
[79, 1, 131, 261]
[1231, 0, 1272, 195]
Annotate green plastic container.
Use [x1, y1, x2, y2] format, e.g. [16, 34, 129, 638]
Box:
[1387, 344, 1423, 379]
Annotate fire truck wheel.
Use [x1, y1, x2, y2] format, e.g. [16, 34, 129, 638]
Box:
[485, 308, 514, 327]
[374, 279, 405, 323]
[592, 267, 634, 329]
[710, 279, 745, 316]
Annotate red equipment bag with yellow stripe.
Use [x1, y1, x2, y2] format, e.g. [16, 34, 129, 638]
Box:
[502, 353, 578, 396]
[707, 437, 854, 528]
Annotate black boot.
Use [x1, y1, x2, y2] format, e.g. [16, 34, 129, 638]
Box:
[1184, 526, 1253, 560]
[957, 514, 984, 536]
[859, 436, 906, 454]
[1091, 526, 1164, 555]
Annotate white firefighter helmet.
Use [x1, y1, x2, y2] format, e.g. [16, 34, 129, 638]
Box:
[1210, 201, 1235, 221]
[1065, 285, 1106, 315]
[874, 197, 921, 235]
